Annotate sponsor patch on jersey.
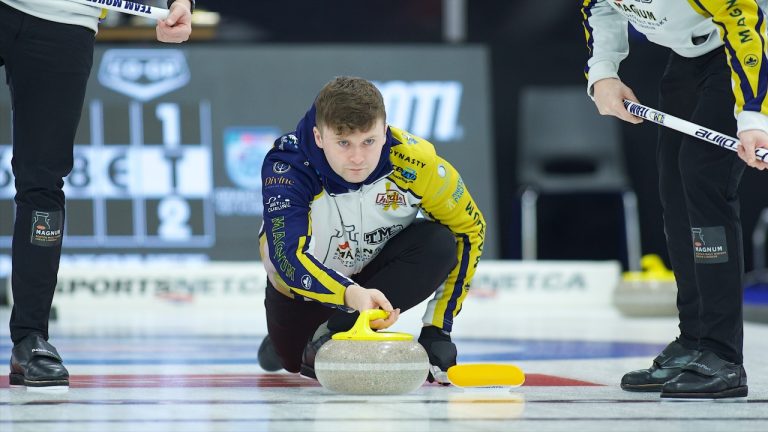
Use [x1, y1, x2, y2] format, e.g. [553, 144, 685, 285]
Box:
[392, 165, 418, 182]
[263, 176, 294, 188]
[278, 134, 299, 150]
[266, 195, 291, 213]
[270, 216, 296, 280]
[392, 149, 426, 168]
[333, 241, 356, 267]
[452, 177, 465, 203]
[437, 164, 446, 178]
[376, 189, 406, 211]
[273, 161, 291, 174]
[364, 224, 404, 245]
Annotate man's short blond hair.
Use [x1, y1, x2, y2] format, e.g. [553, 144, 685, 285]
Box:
[314, 76, 386, 136]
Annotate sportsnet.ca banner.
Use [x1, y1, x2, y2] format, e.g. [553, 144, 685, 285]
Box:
[4, 260, 620, 316]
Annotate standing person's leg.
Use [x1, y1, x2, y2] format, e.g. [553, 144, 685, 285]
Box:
[4, 11, 94, 387]
[622, 51, 702, 392]
[301, 220, 458, 379]
[662, 50, 747, 399]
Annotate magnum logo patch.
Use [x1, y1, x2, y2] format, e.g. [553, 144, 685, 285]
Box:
[30, 210, 63, 247]
[692, 226, 728, 264]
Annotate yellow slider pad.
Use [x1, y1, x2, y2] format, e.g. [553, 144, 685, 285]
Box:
[447, 364, 526, 388]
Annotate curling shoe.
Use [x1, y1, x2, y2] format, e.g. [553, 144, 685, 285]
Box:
[257, 334, 284, 372]
[621, 339, 699, 392]
[418, 326, 457, 385]
[299, 323, 336, 380]
[9, 334, 69, 389]
[661, 351, 747, 400]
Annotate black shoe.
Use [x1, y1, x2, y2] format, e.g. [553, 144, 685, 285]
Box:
[257, 335, 283, 372]
[9, 334, 69, 388]
[418, 326, 457, 385]
[299, 326, 335, 380]
[621, 340, 699, 392]
[661, 351, 748, 400]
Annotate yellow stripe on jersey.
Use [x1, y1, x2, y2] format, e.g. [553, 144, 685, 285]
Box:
[271, 273, 296, 299]
[581, 0, 597, 80]
[428, 235, 471, 328]
[388, 127, 485, 331]
[291, 235, 347, 306]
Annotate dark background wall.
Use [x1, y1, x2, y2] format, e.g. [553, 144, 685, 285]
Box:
[6, 0, 768, 272]
[109, 0, 768, 271]
[468, 4, 768, 270]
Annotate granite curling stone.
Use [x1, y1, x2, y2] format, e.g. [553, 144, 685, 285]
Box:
[314, 309, 430, 395]
[613, 254, 678, 317]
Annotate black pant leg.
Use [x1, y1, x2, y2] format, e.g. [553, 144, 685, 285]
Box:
[659, 50, 745, 363]
[3, 12, 94, 343]
[264, 280, 335, 373]
[327, 220, 458, 333]
[264, 221, 457, 369]
[680, 52, 745, 364]
[657, 52, 701, 350]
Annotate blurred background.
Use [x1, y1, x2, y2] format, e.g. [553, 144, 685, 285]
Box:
[1, 0, 768, 301]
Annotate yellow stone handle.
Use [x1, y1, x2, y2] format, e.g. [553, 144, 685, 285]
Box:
[623, 254, 676, 281]
[331, 309, 414, 341]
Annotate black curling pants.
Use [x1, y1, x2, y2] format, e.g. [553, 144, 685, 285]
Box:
[0, 2, 94, 344]
[658, 48, 746, 364]
[265, 220, 458, 373]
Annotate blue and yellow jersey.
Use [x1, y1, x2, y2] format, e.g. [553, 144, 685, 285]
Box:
[258, 107, 484, 332]
[582, 0, 768, 134]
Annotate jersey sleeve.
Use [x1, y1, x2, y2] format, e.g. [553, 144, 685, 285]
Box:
[582, 0, 630, 96]
[417, 156, 486, 333]
[260, 154, 354, 310]
[691, 0, 768, 134]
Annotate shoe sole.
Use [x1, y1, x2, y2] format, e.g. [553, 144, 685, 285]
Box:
[661, 386, 748, 400]
[9, 373, 69, 388]
[257, 336, 284, 372]
[299, 364, 317, 380]
[621, 383, 663, 392]
[428, 366, 451, 386]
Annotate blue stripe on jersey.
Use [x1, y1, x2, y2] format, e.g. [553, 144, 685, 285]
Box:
[715, 18, 756, 106]
[745, 8, 768, 112]
[300, 239, 352, 292]
[443, 234, 470, 332]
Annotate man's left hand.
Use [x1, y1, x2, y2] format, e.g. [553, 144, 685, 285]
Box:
[156, 0, 192, 43]
[737, 129, 768, 171]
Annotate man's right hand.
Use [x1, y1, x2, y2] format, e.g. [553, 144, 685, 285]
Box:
[344, 284, 400, 330]
[593, 78, 643, 124]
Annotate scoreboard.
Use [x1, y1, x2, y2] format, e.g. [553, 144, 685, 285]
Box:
[1, 100, 216, 248]
[0, 45, 496, 279]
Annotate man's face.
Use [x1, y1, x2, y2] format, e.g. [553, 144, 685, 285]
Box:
[313, 118, 387, 183]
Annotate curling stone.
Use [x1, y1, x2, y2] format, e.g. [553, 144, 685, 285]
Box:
[613, 254, 678, 317]
[314, 309, 429, 395]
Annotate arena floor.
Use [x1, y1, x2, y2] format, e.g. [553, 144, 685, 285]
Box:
[1, 306, 768, 432]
